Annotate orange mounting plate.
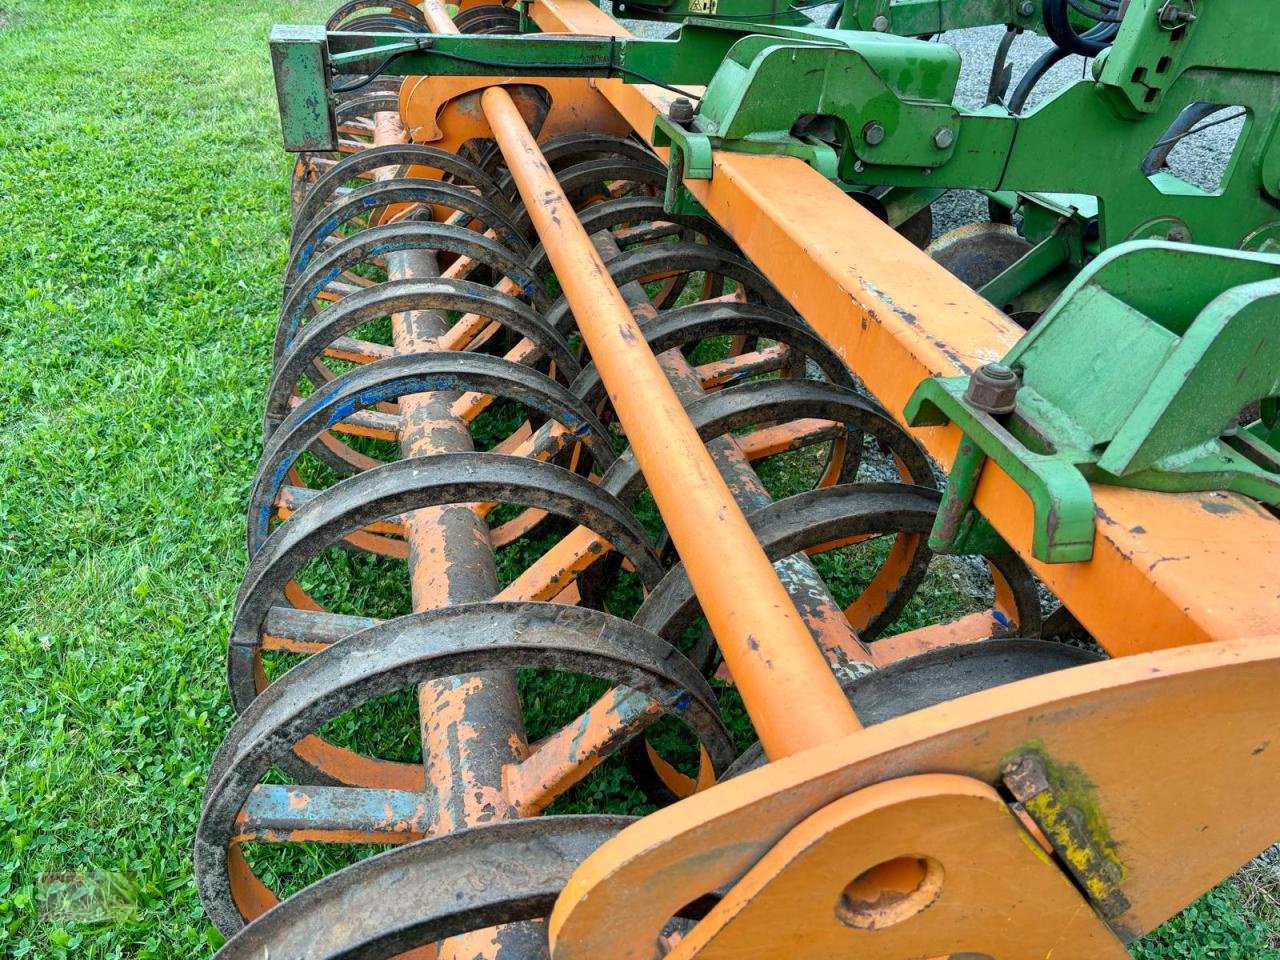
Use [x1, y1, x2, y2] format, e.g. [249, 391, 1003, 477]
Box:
[549, 636, 1280, 958]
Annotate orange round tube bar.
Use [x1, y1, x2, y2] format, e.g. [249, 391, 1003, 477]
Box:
[478, 86, 860, 758]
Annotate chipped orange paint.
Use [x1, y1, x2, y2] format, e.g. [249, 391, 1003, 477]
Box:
[506, 687, 667, 815]
[733, 419, 842, 461]
[496, 526, 611, 603]
[323, 335, 396, 365]
[868, 611, 995, 667]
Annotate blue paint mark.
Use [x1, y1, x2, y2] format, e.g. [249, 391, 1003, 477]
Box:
[992, 609, 1010, 627]
[566, 712, 592, 762]
[673, 691, 692, 714]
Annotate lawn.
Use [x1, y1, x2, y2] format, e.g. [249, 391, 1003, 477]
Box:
[0, 0, 1276, 956]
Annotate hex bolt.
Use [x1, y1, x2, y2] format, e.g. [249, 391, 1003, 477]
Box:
[932, 127, 955, 150]
[668, 97, 695, 126]
[871, 13, 890, 30]
[862, 121, 886, 146]
[1018, 0, 1034, 14]
[1157, 0, 1197, 26]
[964, 363, 1020, 415]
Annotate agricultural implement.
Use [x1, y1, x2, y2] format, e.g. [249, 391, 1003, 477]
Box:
[198, 0, 1280, 956]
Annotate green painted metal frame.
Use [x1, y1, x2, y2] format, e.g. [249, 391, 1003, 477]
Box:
[653, 0, 1280, 253]
[906, 241, 1280, 563]
[273, 3, 1280, 256]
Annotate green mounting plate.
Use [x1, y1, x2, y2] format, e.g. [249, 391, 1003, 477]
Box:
[907, 241, 1280, 564]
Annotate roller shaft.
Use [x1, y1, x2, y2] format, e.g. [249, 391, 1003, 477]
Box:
[479, 86, 860, 759]
[373, 111, 535, 960]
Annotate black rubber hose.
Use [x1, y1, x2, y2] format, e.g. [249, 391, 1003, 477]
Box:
[1141, 102, 1227, 174]
[1041, 0, 1119, 57]
[1010, 9, 1117, 111]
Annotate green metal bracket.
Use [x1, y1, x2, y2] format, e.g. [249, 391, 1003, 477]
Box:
[646, 0, 1280, 255]
[1094, 0, 1204, 119]
[269, 25, 337, 152]
[906, 241, 1280, 563]
[652, 28, 958, 190]
[841, 0, 1046, 34]
[907, 377, 1098, 563]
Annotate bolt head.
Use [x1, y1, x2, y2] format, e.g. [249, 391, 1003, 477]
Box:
[852, 159, 866, 173]
[871, 13, 890, 31]
[668, 97, 695, 125]
[932, 127, 955, 150]
[1167, 225, 1190, 242]
[964, 363, 1020, 415]
[862, 121, 886, 146]
[1157, 0, 1196, 25]
[1017, 0, 1034, 15]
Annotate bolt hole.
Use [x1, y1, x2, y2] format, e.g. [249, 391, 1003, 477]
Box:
[834, 855, 944, 930]
[1156, 55, 1172, 74]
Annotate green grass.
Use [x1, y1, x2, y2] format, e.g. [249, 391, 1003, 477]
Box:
[0, 0, 1276, 956]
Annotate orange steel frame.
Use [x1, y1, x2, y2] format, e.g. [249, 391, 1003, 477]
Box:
[246, 0, 1279, 954]
[506, 0, 1280, 655]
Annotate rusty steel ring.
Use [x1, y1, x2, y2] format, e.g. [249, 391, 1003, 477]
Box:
[453, 3, 522, 33]
[277, 221, 545, 358]
[545, 241, 789, 336]
[509, 158, 668, 238]
[292, 143, 510, 237]
[634, 482, 1038, 652]
[269, 278, 580, 413]
[327, 0, 425, 30]
[721, 640, 1104, 778]
[570, 301, 856, 413]
[530, 195, 736, 276]
[498, 133, 662, 197]
[210, 816, 633, 959]
[332, 13, 427, 31]
[227, 451, 666, 715]
[287, 178, 525, 278]
[199, 603, 735, 933]
[250, 352, 617, 550]
[601, 380, 936, 506]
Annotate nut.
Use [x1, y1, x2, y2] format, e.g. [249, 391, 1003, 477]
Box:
[667, 97, 695, 126]
[1018, 0, 1034, 15]
[862, 121, 886, 146]
[1157, 0, 1196, 26]
[964, 363, 1020, 415]
[932, 127, 954, 150]
[871, 13, 890, 30]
